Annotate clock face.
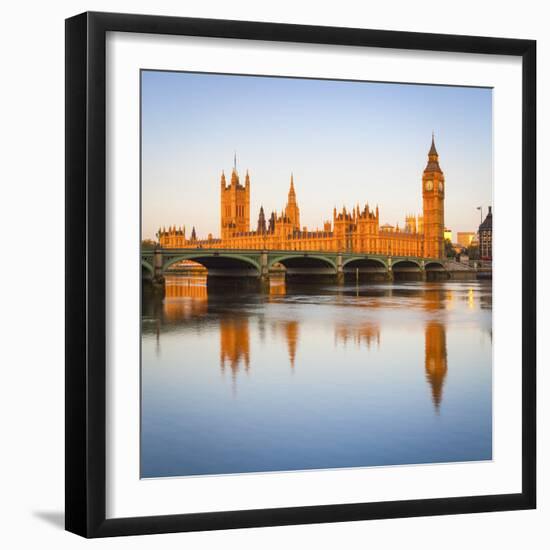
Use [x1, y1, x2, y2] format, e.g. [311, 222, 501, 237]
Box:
[425, 180, 433, 191]
[438, 181, 444, 192]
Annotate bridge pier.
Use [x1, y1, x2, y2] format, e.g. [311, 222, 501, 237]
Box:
[419, 260, 427, 281]
[419, 261, 427, 281]
[386, 257, 392, 281]
[260, 251, 269, 282]
[153, 248, 165, 288]
[336, 252, 344, 283]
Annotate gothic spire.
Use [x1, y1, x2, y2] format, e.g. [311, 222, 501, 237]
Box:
[429, 131, 438, 157]
[230, 152, 240, 187]
[257, 205, 266, 233]
[288, 173, 296, 200]
[425, 133, 442, 173]
[230, 165, 239, 186]
[268, 211, 276, 233]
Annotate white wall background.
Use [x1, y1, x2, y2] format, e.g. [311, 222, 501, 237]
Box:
[0, 1, 546, 548]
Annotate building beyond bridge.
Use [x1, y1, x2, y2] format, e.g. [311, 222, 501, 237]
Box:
[159, 135, 446, 259]
[478, 206, 493, 261]
[457, 231, 476, 248]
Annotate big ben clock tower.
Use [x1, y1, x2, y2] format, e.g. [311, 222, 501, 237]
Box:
[422, 133, 445, 258]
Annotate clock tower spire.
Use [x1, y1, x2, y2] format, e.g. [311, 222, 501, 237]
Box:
[422, 133, 445, 258]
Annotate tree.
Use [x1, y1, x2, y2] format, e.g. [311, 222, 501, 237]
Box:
[444, 239, 456, 259]
[141, 239, 157, 250]
[467, 244, 480, 260]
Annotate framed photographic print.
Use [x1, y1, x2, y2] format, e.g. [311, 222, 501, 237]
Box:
[65, 11, 536, 537]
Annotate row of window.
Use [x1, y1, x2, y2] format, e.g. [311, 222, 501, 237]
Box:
[222, 205, 248, 217]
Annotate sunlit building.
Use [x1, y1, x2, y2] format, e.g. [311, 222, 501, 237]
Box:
[478, 206, 493, 260]
[457, 231, 476, 248]
[159, 135, 446, 258]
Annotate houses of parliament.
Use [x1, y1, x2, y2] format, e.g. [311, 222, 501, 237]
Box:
[158, 135, 445, 259]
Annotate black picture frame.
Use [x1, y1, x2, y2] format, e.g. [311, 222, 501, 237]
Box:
[65, 11, 536, 538]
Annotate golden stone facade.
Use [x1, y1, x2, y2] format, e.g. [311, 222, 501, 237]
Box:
[159, 136, 445, 258]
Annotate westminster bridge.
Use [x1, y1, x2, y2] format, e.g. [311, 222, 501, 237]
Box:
[141, 247, 477, 286]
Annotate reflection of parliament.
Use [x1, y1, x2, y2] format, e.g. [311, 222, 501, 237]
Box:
[159, 135, 445, 259]
[159, 281, 449, 410]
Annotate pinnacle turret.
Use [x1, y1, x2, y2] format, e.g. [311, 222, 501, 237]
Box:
[288, 173, 296, 199]
[230, 168, 240, 187]
[268, 211, 276, 233]
[429, 131, 438, 157]
[425, 133, 442, 173]
[257, 206, 267, 233]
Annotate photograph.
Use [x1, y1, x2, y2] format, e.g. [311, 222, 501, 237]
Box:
[140, 70, 494, 479]
[0, 0, 541, 545]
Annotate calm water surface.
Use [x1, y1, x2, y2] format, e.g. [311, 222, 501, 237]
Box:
[141, 276, 492, 478]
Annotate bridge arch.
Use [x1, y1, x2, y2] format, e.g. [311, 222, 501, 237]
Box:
[162, 253, 261, 276]
[141, 259, 154, 277]
[424, 260, 450, 280]
[392, 258, 422, 269]
[391, 258, 423, 281]
[342, 257, 388, 269]
[424, 260, 447, 270]
[268, 254, 337, 271]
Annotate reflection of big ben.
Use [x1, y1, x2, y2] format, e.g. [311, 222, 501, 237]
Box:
[219, 318, 250, 378]
[424, 321, 448, 411]
[284, 321, 299, 369]
[422, 134, 445, 258]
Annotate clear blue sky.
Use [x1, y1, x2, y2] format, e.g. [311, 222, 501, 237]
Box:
[141, 70, 492, 241]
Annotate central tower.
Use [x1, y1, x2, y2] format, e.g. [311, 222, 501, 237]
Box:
[422, 134, 445, 258]
[284, 173, 300, 231]
[220, 159, 250, 240]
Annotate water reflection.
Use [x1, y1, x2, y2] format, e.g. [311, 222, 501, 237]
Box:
[141, 275, 492, 477]
[163, 277, 208, 320]
[424, 321, 448, 411]
[283, 321, 299, 370]
[220, 318, 250, 379]
[335, 323, 380, 349]
[143, 275, 485, 411]
[268, 275, 286, 296]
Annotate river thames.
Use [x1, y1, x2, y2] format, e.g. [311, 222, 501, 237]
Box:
[141, 275, 492, 478]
